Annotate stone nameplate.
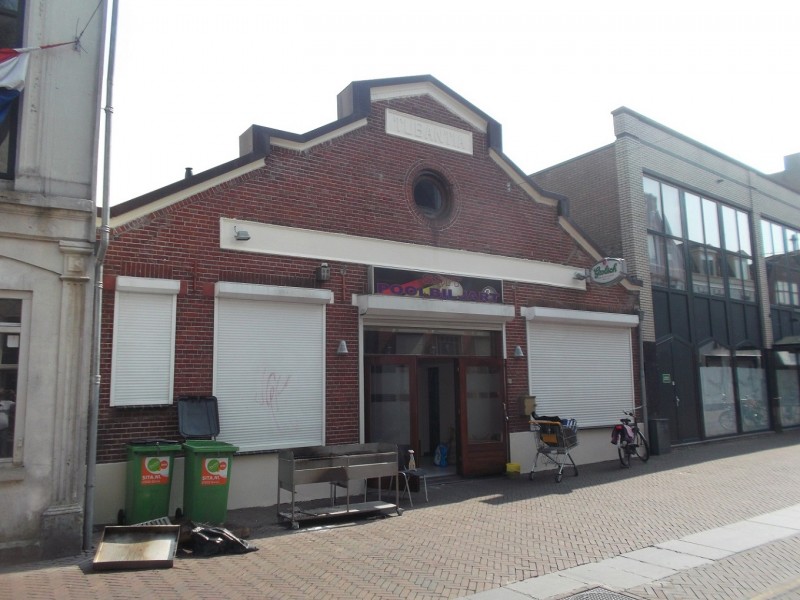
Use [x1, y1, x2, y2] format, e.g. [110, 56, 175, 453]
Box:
[385, 108, 473, 155]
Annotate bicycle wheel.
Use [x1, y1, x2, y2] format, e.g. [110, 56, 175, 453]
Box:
[634, 432, 650, 462]
[618, 445, 630, 468]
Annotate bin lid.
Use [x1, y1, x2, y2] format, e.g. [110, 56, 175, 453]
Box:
[127, 439, 182, 452]
[182, 439, 239, 453]
[128, 438, 180, 446]
[177, 396, 220, 439]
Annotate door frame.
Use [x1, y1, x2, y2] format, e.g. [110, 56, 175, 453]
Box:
[364, 354, 508, 475]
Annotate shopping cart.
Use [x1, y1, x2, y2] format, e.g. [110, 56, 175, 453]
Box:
[529, 418, 578, 483]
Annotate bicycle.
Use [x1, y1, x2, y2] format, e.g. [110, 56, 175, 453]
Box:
[611, 408, 650, 468]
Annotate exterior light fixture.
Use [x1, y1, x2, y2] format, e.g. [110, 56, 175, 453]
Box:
[514, 345, 525, 358]
[317, 263, 331, 282]
[234, 226, 250, 241]
[337, 340, 348, 355]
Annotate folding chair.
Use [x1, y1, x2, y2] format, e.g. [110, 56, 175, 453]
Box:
[392, 444, 428, 506]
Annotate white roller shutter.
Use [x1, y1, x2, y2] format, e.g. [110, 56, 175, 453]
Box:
[110, 277, 179, 407]
[214, 285, 331, 452]
[526, 311, 636, 427]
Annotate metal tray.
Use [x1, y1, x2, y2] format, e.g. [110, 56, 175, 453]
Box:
[93, 525, 180, 571]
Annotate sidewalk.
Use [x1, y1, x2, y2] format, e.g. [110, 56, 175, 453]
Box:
[466, 504, 800, 599]
[1, 429, 799, 600]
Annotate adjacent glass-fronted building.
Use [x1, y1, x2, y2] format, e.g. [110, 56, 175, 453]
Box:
[532, 107, 800, 444]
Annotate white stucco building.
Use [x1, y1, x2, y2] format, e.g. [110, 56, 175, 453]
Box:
[0, 0, 107, 561]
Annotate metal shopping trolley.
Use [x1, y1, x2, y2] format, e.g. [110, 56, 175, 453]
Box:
[529, 418, 578, 483]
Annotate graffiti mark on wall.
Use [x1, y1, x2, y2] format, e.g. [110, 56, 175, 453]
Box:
[259, 370, 291, 419]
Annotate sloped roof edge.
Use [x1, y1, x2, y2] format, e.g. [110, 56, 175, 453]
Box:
[108, 151, 267, 219]
[109, 75, 506, 220]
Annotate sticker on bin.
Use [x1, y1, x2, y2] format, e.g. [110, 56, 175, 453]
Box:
[140, 456, 172, 485]
[201, 457, 230, 486]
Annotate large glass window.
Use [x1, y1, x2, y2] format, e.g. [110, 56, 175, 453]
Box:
[703, 199, 721, 248]
[685, 193, 704, 243]
[762, 219, 800, 307]
[364, 328, 499, 357]
[661, 184, 682, 238]
[667, 239, 686, 290]
[648, 234, 668, 288]
[644, 177, 754, 302]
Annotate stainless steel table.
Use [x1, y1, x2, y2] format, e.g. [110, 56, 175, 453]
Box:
[277, 443, 401, 528]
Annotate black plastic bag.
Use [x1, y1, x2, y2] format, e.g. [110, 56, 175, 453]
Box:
[187, 525, 258, 556]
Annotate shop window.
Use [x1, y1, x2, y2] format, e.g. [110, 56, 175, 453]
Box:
[364, 328, 499, 357]
[735, 350, 769, 433]
[110, 277, 180, 407]
[699, 341, 735, 437]
[0, 297, 24, 462]
[775, 352, 800, 427]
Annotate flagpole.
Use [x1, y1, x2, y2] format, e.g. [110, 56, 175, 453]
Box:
[84, 0, 118, 552]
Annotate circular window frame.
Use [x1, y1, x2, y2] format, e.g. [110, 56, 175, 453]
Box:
[406, 167, 458, 229]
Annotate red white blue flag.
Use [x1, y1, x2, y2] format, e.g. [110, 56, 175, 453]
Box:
[0, 47, 33, 122]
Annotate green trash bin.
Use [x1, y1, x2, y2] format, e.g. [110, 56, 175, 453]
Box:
[182, 440, 239, 524]
[123, 439, 182, 525]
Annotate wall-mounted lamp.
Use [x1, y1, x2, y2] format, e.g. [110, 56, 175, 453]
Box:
[234, 226, 250, 241]
[514, 345, 525, 358]
[317, 262, 331, 282]
[337, 340, 348, 355]
[573, 269, 588, 280]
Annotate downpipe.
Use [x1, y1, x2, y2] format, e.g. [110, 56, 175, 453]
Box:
[83, 0, 118, 552]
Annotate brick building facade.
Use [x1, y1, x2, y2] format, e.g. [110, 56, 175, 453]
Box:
[92, 77, 640, 523]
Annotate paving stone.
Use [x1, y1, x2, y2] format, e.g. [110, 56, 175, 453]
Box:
[1, 430, 799, 600]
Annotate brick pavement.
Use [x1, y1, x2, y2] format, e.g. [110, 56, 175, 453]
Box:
[1, 429, 799, 600]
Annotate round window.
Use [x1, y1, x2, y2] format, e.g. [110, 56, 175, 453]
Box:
[413, 173, 450, 220]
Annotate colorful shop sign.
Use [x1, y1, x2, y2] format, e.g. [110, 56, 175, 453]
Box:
[370, 267, 502, 303]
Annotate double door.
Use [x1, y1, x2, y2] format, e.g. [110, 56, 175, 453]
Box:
[365, 356, 506, 476]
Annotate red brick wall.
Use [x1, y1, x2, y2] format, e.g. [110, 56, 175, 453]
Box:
[532, 145, 621, 256]
[97, 95, 637, 463]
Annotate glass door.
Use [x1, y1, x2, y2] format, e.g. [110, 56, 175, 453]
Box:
[365, 356, 417, 452]
[457, 358, 506, 476]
